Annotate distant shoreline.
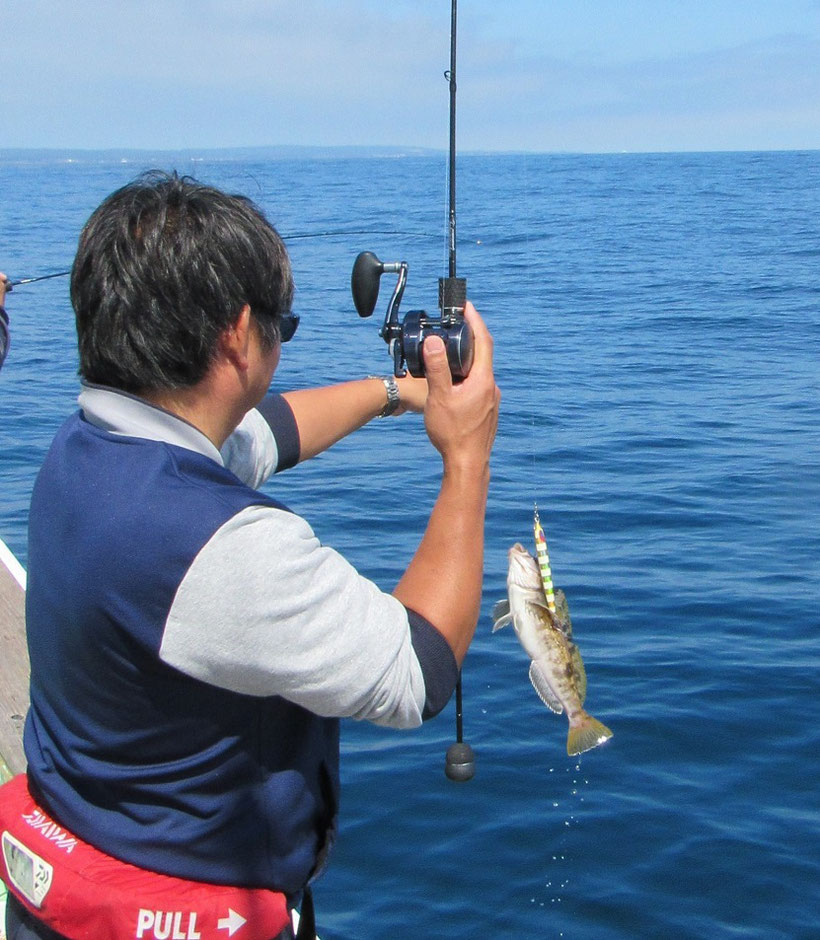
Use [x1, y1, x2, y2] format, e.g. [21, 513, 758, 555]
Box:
[1, 145, 816, 166]
[0, 145, 447, 165]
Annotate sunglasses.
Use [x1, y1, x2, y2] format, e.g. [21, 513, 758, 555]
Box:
[0, 307, 9, 372]
[279, 312, 300, 343]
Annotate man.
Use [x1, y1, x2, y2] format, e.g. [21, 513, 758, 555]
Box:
[1, 173, 499, 939]
[0, 272, 10, 371]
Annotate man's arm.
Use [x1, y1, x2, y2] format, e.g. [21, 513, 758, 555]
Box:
[174, 303, 498, 723]
[0, 274, 10, 372]
[222, 373, 427, 485]
[281, 373, 427, 462]
[393, 303, 500, 665]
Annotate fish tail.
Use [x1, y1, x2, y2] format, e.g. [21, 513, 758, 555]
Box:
[567, 711, 613, 756]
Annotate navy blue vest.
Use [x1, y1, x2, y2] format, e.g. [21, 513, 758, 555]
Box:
[25, 412, 339, 895]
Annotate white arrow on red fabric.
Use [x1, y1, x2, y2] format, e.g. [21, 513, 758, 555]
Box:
[217, 909, 247, 936]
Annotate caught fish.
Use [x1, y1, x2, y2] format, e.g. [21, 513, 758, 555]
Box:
[493, 542, 613, 756]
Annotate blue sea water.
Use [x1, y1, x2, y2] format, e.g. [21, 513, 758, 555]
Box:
[1, 150, 818, 939]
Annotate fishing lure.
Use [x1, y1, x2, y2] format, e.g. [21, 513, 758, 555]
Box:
[533, 504, 556, 614]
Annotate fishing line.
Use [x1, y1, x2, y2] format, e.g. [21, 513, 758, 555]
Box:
[6, 231, 439, 291]
[284, 229, 435, 241]
[520, 150, 542, 511]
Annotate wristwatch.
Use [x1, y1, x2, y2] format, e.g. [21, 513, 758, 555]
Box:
[369, 375, 400, 417]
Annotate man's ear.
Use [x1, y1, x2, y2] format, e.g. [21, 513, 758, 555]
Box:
[219, 304, 252, 369]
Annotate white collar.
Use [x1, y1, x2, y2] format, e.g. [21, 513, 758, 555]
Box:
[78, 383, 224, 465]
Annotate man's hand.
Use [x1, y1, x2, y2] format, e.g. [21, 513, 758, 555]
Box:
[394, 372, 428, 415]
[422, 302, 500, 473]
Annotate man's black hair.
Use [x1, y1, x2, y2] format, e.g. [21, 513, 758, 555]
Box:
[71, 171, 293, 392]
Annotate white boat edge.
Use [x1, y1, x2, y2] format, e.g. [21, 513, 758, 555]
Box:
[0, 537, 26, 591]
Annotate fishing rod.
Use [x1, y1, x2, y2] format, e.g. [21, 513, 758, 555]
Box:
[349, 1, 474, 383]
[441, 0, 475, 784]
[349, 1, 476, 780]
[7, 271, 71, 288]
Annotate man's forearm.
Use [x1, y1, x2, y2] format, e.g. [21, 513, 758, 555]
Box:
[281, 371, 427, 461]
[392, 461, 490, 664]
[280, 379, 390, 461]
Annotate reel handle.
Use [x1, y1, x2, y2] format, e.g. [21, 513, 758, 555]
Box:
[351, 251, 402, 318]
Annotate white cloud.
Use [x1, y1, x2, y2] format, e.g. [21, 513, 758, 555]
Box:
[457, 33, 820, 151]
[2, 1, 819, 152]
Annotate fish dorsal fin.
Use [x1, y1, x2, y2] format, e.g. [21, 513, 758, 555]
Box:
[570, 643, 587, 704]
[529, 661, 564, 714]
[491, 599, 512, 632]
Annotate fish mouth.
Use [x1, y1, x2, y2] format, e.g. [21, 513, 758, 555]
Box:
[507, 543, 541, 588]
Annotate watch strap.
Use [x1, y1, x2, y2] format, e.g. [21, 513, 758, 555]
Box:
[369, 375, 400, 417]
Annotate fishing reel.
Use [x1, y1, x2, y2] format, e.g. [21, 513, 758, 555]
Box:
[351, 251, 474, 379]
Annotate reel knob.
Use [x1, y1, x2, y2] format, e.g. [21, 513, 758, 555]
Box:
[351, 251, 384, 318]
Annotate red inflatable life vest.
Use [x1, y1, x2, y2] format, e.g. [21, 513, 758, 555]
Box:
[0, 774, 293, 940]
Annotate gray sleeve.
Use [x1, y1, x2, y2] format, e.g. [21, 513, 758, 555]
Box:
[159, 504, 428, 729]
[406, 608, 459, 720]
[220, 394, 300, 487]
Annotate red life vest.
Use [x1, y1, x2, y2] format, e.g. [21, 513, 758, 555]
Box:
[0, 774, 292, 940]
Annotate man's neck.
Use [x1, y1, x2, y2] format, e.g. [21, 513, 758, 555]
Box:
[141, 380, 248, 450]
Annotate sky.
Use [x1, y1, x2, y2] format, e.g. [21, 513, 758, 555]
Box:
[2, 0, 820, 154]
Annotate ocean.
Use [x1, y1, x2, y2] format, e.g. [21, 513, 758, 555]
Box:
[0, 150, 818, 938]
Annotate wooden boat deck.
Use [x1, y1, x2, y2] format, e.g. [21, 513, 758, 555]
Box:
[0, 538, 28, 782]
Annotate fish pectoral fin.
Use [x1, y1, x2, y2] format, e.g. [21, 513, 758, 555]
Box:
[491, 599, 512, 632]
[528, 661, 564, 714]
[527, 595, 552, 614]
[527, 594, 571, 633]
